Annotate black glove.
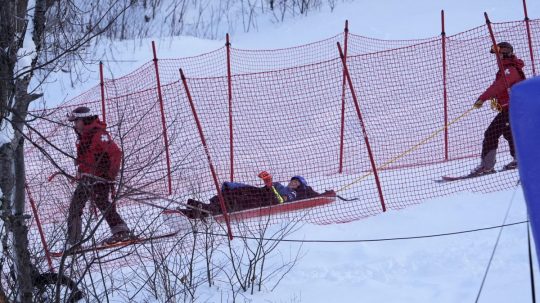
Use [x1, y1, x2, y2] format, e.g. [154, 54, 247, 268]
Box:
[473, 99, 483, 109]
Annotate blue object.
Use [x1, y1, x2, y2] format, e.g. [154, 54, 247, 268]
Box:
[221, 181, 251, 190]
[273, 182, 297, 201]
[510, 76, 540, 260]
[291, 175, 307, 187]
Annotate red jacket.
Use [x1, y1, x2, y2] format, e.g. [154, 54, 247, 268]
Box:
[478, 56, 526, 110]
[76, 119, 122, 181]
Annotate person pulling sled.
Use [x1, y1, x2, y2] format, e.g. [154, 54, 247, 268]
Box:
[469, 42, 526, 177]
[65, 106, 135, 248]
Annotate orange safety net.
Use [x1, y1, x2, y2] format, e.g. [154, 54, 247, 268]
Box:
[23, 19, 539, 266]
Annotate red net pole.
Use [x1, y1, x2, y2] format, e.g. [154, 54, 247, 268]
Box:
[337, 42, 387, 212]
[99, 61, 107, 123]
[485, 13, 510, 90]
[441, 11, 449, 161]
[338, 20, 349, 173]
[179, 68, 234, 240]
[522, 0, 537, 76]
[226, 34, 234, 181]
[152, 41, 173, 195]
[92, 62, 105, 218]
[25, 183, 54, 272]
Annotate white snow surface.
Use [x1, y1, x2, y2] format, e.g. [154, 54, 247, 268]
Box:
[37, 0, 540, 302]
[0, 114, 15, 145]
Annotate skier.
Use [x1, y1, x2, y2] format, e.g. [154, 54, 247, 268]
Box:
[469, 42, 526, 176]
[66, 106, 133, 246]
[179, 173, 326, 219]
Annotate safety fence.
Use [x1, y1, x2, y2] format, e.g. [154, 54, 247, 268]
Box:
[23, 13, 539, 270]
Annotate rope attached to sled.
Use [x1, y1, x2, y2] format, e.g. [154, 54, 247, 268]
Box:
[337, 107, 475, 193]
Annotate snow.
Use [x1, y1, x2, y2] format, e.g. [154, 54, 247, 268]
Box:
[0, 113, 15, 145]
[270, 188, 529, 303]
[36, 0, 540, 302]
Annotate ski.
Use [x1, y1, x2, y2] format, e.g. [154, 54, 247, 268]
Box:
[498, 166, 518, 173]
[50, 232, 177, 257]
[437, 171, 497, 183]
[437, 166, 517, 183]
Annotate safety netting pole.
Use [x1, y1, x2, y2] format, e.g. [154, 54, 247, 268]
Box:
[25, 183, 53, 272]
[92, 62, 106, 218]
[226, 34, 234, 181]
[441, 11, 449, 161]
[338, 20, 349, 173]
[522, 0, 537, 76]
[99, 61, 107, 123]
[152, 41, 173, 195]
[179, 68, 234, 240]
[337, 42, 387, 212]
[485, 13, 510, 90]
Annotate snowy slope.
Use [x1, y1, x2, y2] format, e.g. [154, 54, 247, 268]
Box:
[38, 0, 540, 302]
[264, 188, 529, 303]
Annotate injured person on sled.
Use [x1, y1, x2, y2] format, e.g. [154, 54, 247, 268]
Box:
[178, 172, 333, 219]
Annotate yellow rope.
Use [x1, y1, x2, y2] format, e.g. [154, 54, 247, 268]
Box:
[337, 106, 476, 193]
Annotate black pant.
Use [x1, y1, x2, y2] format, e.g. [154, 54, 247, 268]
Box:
[206, 185, 277, 215]
[481, 111, 515, 159]
[67, 178, 128, 244]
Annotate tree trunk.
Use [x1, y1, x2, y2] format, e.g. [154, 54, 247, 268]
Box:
[0, 89, 35, 301]
[0, 142, 34, 302]
[0, 0, 37, 298]
[12, 99, 34, 302]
